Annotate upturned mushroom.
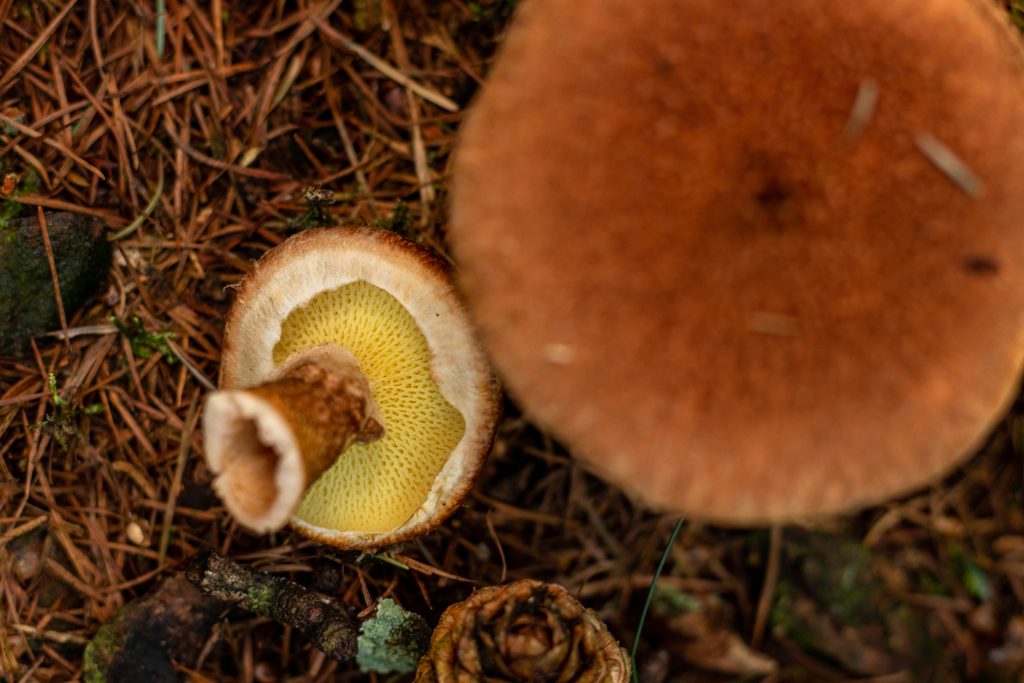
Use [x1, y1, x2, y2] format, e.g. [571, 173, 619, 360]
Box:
[203, 227, 499, 549]
[450, 0, 1024, 522]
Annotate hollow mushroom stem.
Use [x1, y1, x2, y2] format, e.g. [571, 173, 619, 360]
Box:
[203, 344, 384, 532]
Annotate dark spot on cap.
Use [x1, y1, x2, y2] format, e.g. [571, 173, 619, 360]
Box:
[962, 255, 1000, 277]
[755, 179, 791, 212]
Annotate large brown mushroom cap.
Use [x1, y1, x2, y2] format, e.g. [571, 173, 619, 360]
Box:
[451, 0, 1024, 523]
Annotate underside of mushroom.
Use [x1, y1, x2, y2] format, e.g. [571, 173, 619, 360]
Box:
[202, 227, 500, 549]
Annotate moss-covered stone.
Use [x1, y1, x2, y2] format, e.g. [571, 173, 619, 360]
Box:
[0, 211, 111, 352]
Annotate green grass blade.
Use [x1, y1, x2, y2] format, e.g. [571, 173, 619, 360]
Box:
[631, 516, 685, 681]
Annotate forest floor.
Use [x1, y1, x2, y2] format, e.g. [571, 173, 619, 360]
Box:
[3, 1, 1024, 681]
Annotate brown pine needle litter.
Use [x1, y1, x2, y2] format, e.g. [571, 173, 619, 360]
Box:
[2, 1, 1024, 681]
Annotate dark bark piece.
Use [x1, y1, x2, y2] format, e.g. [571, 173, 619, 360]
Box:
[83, 576, 223, 683]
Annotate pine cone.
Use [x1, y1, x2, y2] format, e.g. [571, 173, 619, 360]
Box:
[414, 579, 631, 682]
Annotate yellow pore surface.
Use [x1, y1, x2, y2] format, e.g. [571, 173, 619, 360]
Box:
[273, 281, 465, 532]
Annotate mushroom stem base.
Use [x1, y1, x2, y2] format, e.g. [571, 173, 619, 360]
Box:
[203, 344, 383, 532]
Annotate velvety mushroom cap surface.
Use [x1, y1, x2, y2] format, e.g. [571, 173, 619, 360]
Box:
[451, 0, 1024, 522]
[220, 227, 499, 547]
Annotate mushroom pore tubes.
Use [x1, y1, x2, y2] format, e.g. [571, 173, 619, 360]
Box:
[203, 227, 499, 550]
[273, 281, 465, 532]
